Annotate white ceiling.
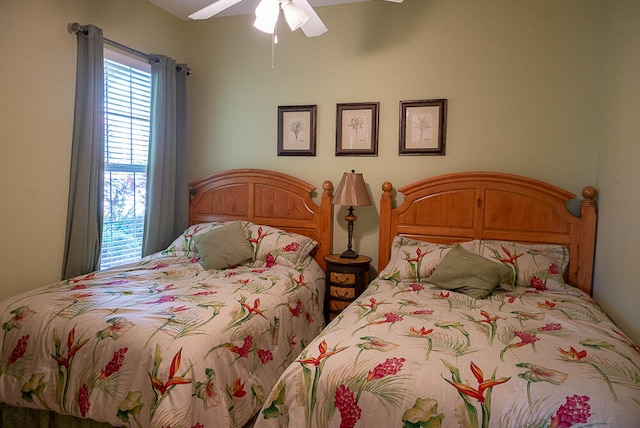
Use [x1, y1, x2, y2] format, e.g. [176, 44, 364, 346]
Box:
[147, 0, 376, 20]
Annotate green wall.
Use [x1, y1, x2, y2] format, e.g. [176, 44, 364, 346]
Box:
[184, 0, 602, 270]
[595, 2, 640, 344]
[0, 0, 187, 298]
[1, 0, 638, 343]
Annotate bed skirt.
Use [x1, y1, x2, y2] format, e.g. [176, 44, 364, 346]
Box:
[0, 404, 257, 428]
[0, 404, 116, 428]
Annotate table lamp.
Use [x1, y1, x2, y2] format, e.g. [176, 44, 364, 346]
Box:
[332, 170, 372, 258]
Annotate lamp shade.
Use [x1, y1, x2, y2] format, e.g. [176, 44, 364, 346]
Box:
[332, 170, 372, 207]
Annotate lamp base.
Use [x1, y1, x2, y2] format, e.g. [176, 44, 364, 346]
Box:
[339, 249, 359, 259]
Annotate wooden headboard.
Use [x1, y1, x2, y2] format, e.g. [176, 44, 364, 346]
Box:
[189, 169, 333, 270]
[378, 172, 597, 295]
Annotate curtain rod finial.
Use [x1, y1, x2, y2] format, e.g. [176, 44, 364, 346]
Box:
[69, 22, 87, 35]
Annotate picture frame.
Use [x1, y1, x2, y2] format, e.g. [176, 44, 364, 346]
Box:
[277, 105, 317, 156]
[399, 99, 447, 155]
[335, 102, 379, 156]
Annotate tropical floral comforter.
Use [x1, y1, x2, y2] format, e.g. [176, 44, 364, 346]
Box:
[0, 252, 325, 427]
[256, 279, 640, 428]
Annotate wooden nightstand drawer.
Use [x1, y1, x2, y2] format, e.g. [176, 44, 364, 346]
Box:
[329, 299, 352, 312]
[330, 272, 355, 284]
[330, 286, 356, 299]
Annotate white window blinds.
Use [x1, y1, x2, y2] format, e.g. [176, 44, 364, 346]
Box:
[100, 55, 151, 269]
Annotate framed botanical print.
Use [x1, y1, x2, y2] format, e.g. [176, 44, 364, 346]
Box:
[335, 102, 379, 156]
[399, 99, 447, 155]
[277, 105, 317, 156]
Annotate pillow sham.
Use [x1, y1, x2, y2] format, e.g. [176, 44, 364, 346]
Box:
[244, 223, 318, 269]
[538, 277, 579, 294]
[378, 236, 480, 283]
[479, 240, 569, 291]
[428, 244, 512, 299]
[165, 222, 224, 255]
[194, 221, 253, 270]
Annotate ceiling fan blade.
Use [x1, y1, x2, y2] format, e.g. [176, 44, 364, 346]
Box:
[384, 0, 404, 3]
[188, 0, 244, 20]
[294, 0, 328, 37]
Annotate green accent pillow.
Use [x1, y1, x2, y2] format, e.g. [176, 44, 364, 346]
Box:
[194, 221, 253, 270]
[428, 244, 511, 299]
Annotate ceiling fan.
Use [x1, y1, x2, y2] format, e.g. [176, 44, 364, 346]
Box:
[189, 0, 404, 37]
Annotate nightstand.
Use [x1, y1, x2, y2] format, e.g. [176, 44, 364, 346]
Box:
[324, 254, 372, 322]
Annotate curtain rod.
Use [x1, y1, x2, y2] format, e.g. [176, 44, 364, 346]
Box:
[69, 22, 191, 75]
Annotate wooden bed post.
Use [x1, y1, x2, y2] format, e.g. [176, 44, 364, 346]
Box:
[577, 186, 597, 295]
[378, 181, 394, 271]
[317, 180, 334, 271]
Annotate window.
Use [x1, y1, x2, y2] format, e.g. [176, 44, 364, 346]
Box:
[100, 50, 151, 269]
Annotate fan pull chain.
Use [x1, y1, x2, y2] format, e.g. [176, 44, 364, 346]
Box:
[271, 22, 278, 69]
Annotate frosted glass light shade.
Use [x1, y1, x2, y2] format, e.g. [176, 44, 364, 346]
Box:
[253, 0, 280, 34]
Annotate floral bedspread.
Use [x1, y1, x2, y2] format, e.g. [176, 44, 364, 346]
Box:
[0, 253, 325, 427]
[256, 278, 640, 427]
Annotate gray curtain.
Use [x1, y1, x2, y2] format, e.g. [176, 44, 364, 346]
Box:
[142, 56, 189, 256]
[62, 25, 104, 280]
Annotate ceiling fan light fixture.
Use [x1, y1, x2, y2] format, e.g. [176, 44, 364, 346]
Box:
[253, 0, 280, 34]
[282, 0, 309, 31]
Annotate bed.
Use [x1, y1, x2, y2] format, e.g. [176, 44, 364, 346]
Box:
[255, 171, 640, 428]
[0, 168, 333, 428]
